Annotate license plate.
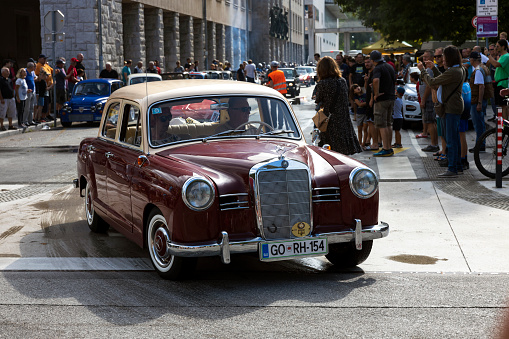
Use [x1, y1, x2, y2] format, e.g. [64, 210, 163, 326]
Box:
[259, 237, 328, 262]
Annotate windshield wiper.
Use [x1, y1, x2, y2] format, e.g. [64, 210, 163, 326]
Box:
[202, 129, 246, 142]
[259, 129, 294, 136]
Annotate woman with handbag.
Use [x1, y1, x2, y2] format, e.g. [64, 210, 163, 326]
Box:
[418, 45, 465, 178]
[314, 56, 362, 155]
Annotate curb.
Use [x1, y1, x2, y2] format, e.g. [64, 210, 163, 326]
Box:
[0, 119, 61, 139]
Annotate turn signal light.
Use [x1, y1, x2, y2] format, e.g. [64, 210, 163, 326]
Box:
[322, 144, 331, 150]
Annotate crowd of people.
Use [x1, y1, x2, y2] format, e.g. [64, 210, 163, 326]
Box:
[309, 32, 509, 178]
[0, 53, 87, 130]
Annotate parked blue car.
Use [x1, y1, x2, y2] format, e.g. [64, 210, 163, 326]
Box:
[60, 79, 123, 127]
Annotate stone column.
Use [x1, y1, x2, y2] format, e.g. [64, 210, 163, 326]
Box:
[164, 12, 180, 71]
[145, 8, 164, 71]
[232, 27, 241, 69]
[123, 3, 145, 67]
[216, 23, 225, 64]
[225, 26, 233, 66]
[179, 15, 193, 62]
[207, 21, 216, 64]
[193, 19, 205, 70]
[240, 28, 247, 62]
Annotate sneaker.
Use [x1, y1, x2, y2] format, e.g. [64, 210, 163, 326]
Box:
[422, 145, 440, 152]
[437, 170, 458, 178]
[416, 133, 428, 138]
[391, 143, 403, 148]
[7, 126, 17, 130]
[439, 158, 449, 167]
[469, 147, 485, 153]
[0, 126, 6, 131]
[373, 148, 394, 157]
[462, 159, 470, 169]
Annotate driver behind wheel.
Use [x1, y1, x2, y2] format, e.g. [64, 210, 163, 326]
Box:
[150, 106, 180, 145]
[215, 97, 258, 134]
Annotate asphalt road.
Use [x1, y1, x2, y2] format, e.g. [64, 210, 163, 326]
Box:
[1, 84, 509, 338]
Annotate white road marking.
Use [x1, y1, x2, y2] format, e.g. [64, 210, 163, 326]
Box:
[408, 129, 427, 157]
[376, 156, 417, 180]
[0, 257, 153, 271]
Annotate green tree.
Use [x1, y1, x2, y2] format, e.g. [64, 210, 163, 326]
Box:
[335, 0, 507, 45]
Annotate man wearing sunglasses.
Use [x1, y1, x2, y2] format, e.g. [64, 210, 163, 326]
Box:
[434, 48, 446, 73]
[215, 97, 258, 135]
[150, 107, 180, 145]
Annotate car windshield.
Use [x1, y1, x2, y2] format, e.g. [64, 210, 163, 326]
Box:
[281, 69, 294, 78]
[148, 96, 300, 147]
[296, 69, 308, 75]
[74, 82, 110, 96]
[130, 76, 162, 85]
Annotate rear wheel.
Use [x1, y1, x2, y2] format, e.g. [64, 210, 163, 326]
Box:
[85, 182, 109, 233]
[147, 209, 196, 280]
[473, 128, 509, 178]
[325, 240, 373, 268]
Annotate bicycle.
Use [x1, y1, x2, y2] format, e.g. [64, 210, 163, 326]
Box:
[473, 117, 509, 178]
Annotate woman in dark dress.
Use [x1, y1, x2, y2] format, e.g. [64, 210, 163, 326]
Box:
[315, 56, 362, 155]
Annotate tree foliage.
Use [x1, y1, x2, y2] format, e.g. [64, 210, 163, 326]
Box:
[335, 0, 508, 46]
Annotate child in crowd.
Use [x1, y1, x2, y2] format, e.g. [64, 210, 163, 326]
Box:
[76, 69, 84, 82]
[350, 84, 368, 147]
[392, 86, 405, 148]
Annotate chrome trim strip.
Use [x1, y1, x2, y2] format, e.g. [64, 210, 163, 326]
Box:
[220, 206, 250, 211]
[312, 199, 341, 202]
[313, 194, 339, 198]
[313, 187, 340, 190]
[220, 201, 249, 207]
[165, 221, 389, 258]
[355, 219, 362, 250]
[220, 231, 231, 264]
[220, 193, 249, 197]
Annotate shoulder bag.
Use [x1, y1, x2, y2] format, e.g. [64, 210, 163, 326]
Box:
[312, 79, 340, 132]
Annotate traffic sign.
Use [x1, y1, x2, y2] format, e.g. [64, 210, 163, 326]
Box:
[477, 0, 497, 17]
[44, 10, 65, 32]
[472, 16, 477, 28]
[477, 16, 498, 38]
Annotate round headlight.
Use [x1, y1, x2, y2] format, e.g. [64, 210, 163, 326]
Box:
[289, 83, 294, 86]
[96, 103, 102, 109]
[182, 177, 215, 211]
[349, 167, 378, 199]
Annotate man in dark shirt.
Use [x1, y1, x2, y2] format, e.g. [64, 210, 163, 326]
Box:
[99, 63, 119, 79]
[349, 53, 367, 88]
[75, 53, 86, 80]
[237, 63, 246, 81]
[184, 58, 192, 72]
[0, 67, 17, 131]
[371, 50, 396, 157]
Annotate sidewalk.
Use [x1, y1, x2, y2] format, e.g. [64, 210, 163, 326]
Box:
[0, 116, 60, 137]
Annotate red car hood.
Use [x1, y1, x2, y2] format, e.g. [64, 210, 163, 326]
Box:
[155, 139, 361, 194]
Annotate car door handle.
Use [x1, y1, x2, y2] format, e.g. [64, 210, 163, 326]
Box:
[105, 152, 114, 158]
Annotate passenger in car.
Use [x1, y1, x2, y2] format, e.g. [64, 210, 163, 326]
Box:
[150, 107, 180, 145]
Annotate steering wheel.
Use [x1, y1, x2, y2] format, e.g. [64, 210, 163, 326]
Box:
[234, 121, 274, 134]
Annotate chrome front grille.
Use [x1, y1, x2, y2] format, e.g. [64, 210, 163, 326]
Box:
[219, 193, 249, 211]
[312, 187, 340, 202]
[251, 159, 312, 240]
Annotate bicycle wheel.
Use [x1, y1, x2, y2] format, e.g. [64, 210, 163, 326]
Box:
[473, 128, 509, 178]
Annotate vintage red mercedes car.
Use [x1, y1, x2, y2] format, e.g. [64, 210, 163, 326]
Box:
[75, 80, 389, 279]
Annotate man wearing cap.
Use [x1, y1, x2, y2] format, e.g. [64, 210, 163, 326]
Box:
[370, 50, 397, 157]
[67, 58, 79, 96]
[265, 61, 287, 128]
[469, 51, 492, 151]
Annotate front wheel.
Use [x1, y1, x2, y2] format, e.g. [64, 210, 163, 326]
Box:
[85, 181, 109, 233]
[325, 240, 373, 268]
[147, 209, 196, 280]
[473, 128, 509, 178]
[61, 120, 72, 128]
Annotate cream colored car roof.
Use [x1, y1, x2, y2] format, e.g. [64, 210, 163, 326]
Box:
[110, 79, 286, 106]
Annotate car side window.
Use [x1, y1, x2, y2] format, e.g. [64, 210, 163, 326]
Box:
[111, 82, 122, 93]
[119, 104, 142, 147]
[102, 102, 120, 139]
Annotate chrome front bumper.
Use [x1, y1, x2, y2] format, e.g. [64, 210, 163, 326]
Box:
[167, 220, 389, 264]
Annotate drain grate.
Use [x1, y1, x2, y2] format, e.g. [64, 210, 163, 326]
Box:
[422, 157, 474, 180]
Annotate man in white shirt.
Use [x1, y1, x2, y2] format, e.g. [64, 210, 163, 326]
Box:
[245, 59, 257, 83]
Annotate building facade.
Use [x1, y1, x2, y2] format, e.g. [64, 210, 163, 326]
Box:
[1, 0, 305, 77]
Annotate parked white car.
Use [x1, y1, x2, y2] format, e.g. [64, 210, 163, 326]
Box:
[400, 66, 421, 123]
[127, 73, 162, 85]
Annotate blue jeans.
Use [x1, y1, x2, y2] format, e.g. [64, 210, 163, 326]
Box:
[445, 113, 462, 173]
[470, 99, 487, 145]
